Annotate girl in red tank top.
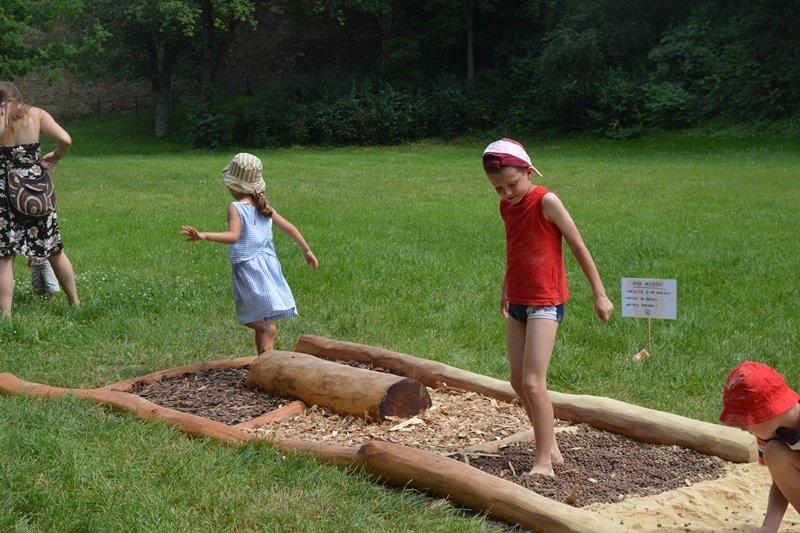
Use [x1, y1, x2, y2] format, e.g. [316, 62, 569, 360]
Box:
[483, 138, 614, 477]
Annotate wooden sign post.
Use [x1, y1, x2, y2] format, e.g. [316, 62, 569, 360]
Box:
[621, 278, 677, 359]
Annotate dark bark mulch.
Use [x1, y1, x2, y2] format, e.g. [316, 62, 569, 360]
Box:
[129, 367, 293, 425]
[457, 425, 726, 507]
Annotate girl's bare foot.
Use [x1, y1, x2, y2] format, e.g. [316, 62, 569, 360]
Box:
[552, 442, 565, 465]
[524, 462, 555, 477]
[254, 322, 277, 354]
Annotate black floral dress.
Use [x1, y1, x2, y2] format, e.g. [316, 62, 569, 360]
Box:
[0, 143, 64, 258]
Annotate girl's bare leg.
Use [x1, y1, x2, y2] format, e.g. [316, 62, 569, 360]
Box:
[246, 320, 277, 354]
[48, 251, 79, 307]
[0, 255, 15, 316]
[507, 317, 563, 476]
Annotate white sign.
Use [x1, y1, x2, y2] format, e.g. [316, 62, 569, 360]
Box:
[621, 278, 677, 320]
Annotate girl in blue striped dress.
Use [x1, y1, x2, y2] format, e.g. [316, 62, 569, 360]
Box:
[181, 153, 318, 354]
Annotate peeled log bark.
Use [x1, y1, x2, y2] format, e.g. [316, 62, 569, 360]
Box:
[0, 372, 249, 445]
[358, 440, 613, 533]
[246, 350, 431, 422]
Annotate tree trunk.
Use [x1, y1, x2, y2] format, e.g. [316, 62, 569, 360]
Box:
[145, 37, 175, 138]
[464, 0, 475, 81]
[246, 350, 432, 422]
[200, 0, 214, 103]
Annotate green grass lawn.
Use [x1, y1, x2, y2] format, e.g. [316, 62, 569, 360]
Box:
[2, 114, 799, 531]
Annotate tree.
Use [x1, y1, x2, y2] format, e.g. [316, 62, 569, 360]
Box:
[91, 0, 257, 136]
[199, 0, 257, 103]
[92, 0, 198, 136]
[0, 0, 105, 81]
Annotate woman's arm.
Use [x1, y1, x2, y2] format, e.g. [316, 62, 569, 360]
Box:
[542, 192, 613, 323]
[271, 210, 318, 269]
[181, 204, 241, 244]
[38, 109, 71, 169]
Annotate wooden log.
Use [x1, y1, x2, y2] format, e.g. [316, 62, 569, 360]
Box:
[295, 335, 757, 463]
[233, 400, 307, 430]
[296, 334, 516, 402]
[0, 372, 249, 445]
[274, 439, 361, 468]
[549, 391, 757, 463]
[247, 350, 431, 422]
[358, 440, 614, 533]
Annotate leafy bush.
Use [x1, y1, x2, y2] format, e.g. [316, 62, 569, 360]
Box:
[183, 101, 235, 148]
[424, 76, 476, 139]
[184, 73, 483, 148]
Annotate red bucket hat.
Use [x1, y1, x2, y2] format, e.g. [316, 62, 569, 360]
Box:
[482, 138, 542, 177]
[720, 361, 800, 426]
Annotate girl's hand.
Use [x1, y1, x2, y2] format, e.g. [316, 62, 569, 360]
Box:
[303, 250, 319, 270]
[500, 291, 509, 319]
[180, 225, 204, 242]
[594, 295, 614, 324]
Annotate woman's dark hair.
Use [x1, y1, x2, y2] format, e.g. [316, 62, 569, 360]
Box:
[0, 81, 31, 128]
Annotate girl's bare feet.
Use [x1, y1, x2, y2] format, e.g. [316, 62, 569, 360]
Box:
[251, 321, 277, 354]
[552, 440, 565, 465]
[524, 461, 555, 477]
[523, 441, 562, 477]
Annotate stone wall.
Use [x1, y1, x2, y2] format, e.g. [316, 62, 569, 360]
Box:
[12, 72, 159, 119]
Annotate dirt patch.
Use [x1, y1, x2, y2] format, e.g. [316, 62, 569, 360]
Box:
[127, 366, 729, 508]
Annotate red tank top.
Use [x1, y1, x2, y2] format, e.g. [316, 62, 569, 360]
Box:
[500, 186, 569, 306]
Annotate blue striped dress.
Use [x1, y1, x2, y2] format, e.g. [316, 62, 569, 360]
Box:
[228, 202, 298, 324]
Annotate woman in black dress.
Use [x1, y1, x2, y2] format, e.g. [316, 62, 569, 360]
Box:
[0, 81, 79, 316]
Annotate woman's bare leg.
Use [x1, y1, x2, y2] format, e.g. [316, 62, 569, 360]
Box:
[48, 251, 79, 307]
[0, 255, 15, 316]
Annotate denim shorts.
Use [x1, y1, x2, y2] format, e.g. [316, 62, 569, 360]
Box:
[507, 303, 565, 324]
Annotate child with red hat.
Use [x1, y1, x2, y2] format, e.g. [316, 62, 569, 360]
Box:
[720, 361, 800, 532]
[482, 138, 614, 476]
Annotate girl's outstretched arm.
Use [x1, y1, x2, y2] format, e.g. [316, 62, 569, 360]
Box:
[180, 204, 241, 244]
[271, 210, 318, 270]
[542, 192, 614, 323]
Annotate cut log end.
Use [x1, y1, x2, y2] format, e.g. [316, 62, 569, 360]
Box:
[381, 378, 432, 420]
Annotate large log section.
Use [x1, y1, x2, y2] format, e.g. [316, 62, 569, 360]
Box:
[246, 350, 432, 422]
[295, 334, 756, 463]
